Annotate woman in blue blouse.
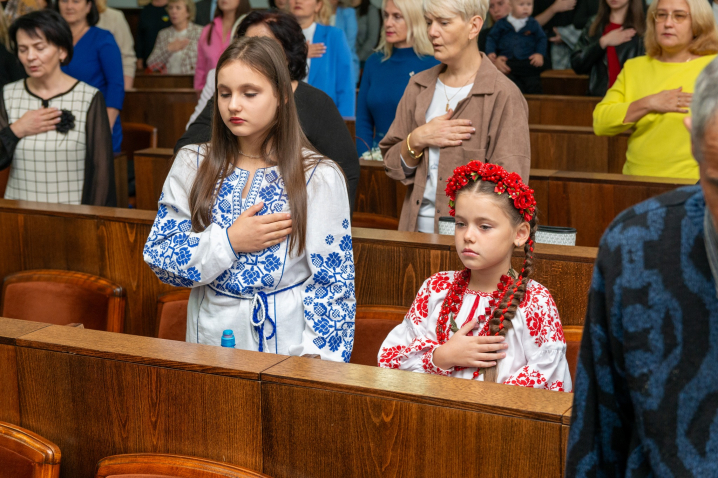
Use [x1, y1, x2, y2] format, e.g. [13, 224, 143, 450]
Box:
[355, 0, 437, 155]
[56, 0, 124, 152]
[290, 0, 355, 116]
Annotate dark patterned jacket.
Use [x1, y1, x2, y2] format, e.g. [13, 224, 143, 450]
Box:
[566, 186, 718, 477]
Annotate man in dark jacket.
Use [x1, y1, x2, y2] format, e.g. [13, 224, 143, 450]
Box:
[565, 57, 718, 477]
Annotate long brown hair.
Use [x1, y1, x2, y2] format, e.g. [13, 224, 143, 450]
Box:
[589, 0, 645, 37]
[188, 36, 317, 255]
[456, 180, 537, 384]
[206, 0, 251, 45]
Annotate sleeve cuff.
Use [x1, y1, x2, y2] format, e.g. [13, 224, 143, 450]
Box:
[225, 228, 239, 260]
[424, 348, 453, 376]
[400, 154, 418, 177]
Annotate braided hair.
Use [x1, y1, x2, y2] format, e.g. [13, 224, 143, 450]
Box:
[454, 179, 537, 383]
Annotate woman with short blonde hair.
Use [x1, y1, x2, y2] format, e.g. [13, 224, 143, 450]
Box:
[355, 0, 439, 155]
[594, 0, 718, 179]
[146, 0, 202, 74]
[379, 0, 530, 233]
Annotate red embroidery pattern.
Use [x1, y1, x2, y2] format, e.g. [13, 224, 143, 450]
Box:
[504, 366, 547, 388]
[422, 350, 451, 376]
[378, 337, 443, 372]
[548, 380, 565, 392]
[430, 272, 453, 293]
[523, 283, 566, 347]
[408, 289, 430, 325]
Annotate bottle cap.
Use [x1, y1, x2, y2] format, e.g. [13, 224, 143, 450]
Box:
[221, 329, 235, 348]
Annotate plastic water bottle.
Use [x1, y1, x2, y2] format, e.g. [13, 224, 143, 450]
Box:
[221, 329, 235, 348]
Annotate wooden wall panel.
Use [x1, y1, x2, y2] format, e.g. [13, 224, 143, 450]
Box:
[541, 70, 589, 96]
[134, 149, 175, 210]
[261, 357, 572, 478]
[133, 74, 194, 89]
[0, 344, 20, 424]
[262, 382, 563, 478]
[525, 95, 600, 127]
[17, 347, 264, 478]
[121, 90, 198, 148]
[547, 175, 694, 247]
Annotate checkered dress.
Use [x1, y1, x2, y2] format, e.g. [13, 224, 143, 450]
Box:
[2, 80, 99, 204]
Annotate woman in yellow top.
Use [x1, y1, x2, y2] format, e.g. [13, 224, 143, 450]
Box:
[593, 0, 718, 179]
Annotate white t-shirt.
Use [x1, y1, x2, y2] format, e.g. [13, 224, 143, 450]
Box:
[166, 27, 188, 74]
[416, 79, 472, 233]
[301, 22, 317, 82]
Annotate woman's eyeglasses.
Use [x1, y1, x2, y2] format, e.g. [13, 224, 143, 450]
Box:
[653, 10, 690, 23]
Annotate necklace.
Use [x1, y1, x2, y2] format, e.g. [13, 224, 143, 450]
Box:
[442, 73, 475, 112]
[238, 150, 264, 159]
[436, 268, 516, 379]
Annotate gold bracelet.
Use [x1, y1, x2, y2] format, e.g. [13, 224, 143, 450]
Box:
[407, 133, 423, 160]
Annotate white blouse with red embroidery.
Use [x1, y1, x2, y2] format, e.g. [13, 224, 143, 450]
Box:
[378, 271, 572, 392]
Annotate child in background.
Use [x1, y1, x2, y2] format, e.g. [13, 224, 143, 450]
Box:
[485, 0, 547, 94]
[378, 161, 571, 391]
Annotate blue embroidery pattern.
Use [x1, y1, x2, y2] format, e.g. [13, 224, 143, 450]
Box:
[304, 233, 356, 362]
[145, 159, 356, 361]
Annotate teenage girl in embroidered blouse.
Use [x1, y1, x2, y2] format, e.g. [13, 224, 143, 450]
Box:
[144, 36, 355, 362]
[378, 161, 571, 391]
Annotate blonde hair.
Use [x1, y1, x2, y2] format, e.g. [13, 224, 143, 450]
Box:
[168, 0, 196, 22]
[316, 0, 332, 25]
[423, 0, 488, 22]
[95, 0, 107, 13]
[377, 0, 434, 59]
[645, 0, 718, 57]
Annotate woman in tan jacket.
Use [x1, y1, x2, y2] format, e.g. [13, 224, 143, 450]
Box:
[379, 0, 530, 233]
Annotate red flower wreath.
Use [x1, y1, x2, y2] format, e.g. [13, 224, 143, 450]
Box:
[445, 161, 536, 222]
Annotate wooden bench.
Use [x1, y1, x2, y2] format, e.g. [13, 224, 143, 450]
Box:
[526, 95, 601, 127]
[356, 161, 694, 247]
[540, 69, 590, 96]
[530, 125, 628, 173]
[133, 73, 195, 89]
[0, 200, 595, 338]
[0, 317, 574, 477]
[121, 89, 198, 148]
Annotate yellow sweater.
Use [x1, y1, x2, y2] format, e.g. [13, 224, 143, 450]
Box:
[593, 54, 716, 180]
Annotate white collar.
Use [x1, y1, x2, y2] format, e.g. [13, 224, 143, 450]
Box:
[507, 14, 529, 32]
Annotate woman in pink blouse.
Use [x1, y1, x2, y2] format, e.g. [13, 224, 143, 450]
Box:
[193, 0, 250, 90]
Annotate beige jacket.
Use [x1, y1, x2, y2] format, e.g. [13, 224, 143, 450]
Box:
[379, 54, 530, 233]
[98, 8, 137, 78]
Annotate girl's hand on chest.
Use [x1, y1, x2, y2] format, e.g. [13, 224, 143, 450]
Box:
[227, 202, 293, 254]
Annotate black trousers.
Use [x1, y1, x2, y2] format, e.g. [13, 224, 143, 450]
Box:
[506, 59, 543, 95]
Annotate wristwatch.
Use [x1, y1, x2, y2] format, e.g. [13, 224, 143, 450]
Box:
[406, 133, 424, 160]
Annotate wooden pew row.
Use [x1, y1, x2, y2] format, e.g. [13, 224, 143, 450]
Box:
[540, 70, 590, 97]
[526, 95, 600, 127]
[0, 200, 595, 339]
[133, 74, 194, 89]
[120, 89, 198, 149]
[0, 317, 573, 478]
[357, 161, 694, 246]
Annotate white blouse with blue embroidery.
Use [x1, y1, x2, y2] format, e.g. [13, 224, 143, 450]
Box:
[143, 145, 356, 362]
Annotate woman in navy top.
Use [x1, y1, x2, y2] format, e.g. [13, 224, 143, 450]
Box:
[291, 0, 355, 117]
[56, 0, 124, 153]
[355, 0, 437, 155]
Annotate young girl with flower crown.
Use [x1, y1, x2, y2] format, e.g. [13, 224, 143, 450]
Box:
[143, 36, 355, 362]
[378, 161, 571, 391]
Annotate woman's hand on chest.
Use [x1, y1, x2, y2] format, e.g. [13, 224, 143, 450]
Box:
[411, 109, 476, 151]
[227, 202, 293, 254]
